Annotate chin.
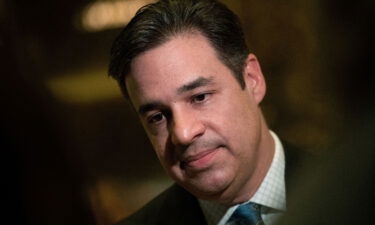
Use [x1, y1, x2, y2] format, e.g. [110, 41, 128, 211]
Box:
[179, 169, 234, 201]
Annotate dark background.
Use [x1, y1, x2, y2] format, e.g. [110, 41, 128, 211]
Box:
[1, 0, 373, 224]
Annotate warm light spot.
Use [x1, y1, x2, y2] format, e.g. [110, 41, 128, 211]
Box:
[46, 67, 122, 104]
[80, 0, 156, 32]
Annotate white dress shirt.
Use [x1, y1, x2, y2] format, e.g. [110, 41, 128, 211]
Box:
[199, 131, 286, 225]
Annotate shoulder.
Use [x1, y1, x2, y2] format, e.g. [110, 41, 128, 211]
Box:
[115, 184, 206, 225]
[115, 185, 178, 225]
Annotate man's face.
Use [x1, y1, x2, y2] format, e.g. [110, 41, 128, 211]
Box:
[126, 33, 270, 204]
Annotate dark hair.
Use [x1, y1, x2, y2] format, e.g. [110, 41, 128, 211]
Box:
[109, 0, 249, 98]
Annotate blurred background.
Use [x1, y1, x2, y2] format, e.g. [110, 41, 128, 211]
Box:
[1, 0, 372, 225]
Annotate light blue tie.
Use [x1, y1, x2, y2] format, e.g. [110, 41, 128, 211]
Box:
[228, 202, 264, 225]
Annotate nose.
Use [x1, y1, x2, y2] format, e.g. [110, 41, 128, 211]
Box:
[170, 109, 205, 146]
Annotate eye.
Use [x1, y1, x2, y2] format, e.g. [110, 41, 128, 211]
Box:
[147, 112, 165, 124]
[192, 93, 211, 104]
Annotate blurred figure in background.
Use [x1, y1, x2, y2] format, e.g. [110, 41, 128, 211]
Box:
[277, 109, 375, 225]
[277, 0, 374, 223]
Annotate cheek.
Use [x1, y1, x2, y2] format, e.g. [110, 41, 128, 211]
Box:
[148, 133, 176, 168]
[211, 100, 258, 151]
[149, 137, 165, 159]
[144, 128, 164, 158]
[212, 99, 254, 132]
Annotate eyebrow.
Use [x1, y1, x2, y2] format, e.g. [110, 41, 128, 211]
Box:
[138, 101, 163, 115]
[177, 76, 214, 94]
[137, 76, 214, 115]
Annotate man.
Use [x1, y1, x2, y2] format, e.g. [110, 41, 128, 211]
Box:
[109, 0, 305, 224]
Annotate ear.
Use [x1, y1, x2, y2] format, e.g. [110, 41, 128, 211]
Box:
[243, 53, 266, 104]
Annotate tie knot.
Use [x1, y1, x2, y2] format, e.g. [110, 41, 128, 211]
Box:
[228, 202, 264, 225]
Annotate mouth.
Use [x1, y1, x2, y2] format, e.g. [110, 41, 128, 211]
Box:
[181, 147, 222, 171]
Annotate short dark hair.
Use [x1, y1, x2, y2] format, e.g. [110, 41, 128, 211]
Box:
[109, 0, 249, 98]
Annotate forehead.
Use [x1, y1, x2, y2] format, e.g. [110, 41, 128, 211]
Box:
[125, 33, 235, 106]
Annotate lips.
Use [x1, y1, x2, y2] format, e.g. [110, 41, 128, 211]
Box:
[181, 148, 220, 170]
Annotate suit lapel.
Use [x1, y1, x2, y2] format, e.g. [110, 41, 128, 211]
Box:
[157, 184, 207, 225]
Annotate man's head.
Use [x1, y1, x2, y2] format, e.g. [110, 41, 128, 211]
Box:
[109, 0, 249, 98]
[109, 0, 274, 205]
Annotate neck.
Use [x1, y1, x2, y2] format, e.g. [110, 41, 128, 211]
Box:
[226, 114, 275, 206]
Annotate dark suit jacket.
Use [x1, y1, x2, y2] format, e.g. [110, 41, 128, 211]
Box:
[116, 145, 310, 225]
